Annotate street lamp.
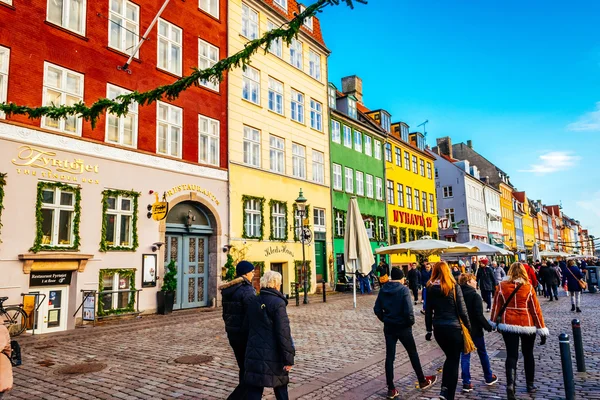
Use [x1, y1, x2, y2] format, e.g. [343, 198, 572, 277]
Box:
[295, 189, 309, 305]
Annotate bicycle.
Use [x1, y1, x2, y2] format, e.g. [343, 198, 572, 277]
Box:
[0, 296, 28, 337]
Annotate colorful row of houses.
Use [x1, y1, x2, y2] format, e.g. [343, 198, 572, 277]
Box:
[0, 0, 594, 333]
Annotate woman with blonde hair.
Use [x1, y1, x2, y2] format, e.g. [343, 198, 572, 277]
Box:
[491, 262, 548, 400]
[425, 261, 471, 400]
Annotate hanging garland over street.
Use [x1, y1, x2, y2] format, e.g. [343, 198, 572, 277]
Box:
[0, 0, 366, 128]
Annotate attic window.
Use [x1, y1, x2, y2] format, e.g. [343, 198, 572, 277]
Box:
[298, 5, 313, 30]
[381, 112, 391, 133]
[348, 98, 357, 119]
[274, 0, 287, 11]
[328, 86, 336, 110]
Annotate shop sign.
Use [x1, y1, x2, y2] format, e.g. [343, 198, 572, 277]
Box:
[82, 292, 96, 321]
[151, 193, 168, 221]
[264, 245, 295, 258]
[392, 210, 433, 228]
[166, 184, 220, 205]
[439, 218, 450, 230]
[29, 271, 72, 287]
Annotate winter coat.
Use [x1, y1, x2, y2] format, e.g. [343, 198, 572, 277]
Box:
[562, 265, 584, 292]
[244, 288, 295, 388]
[523, 264, 539, 287]
[425, 284, 471, 333]
[0, 324, 13, 393]
[451, 268, 461, 281]
[377, 263, 390, 277]
[539, 265, 560, 286]
[420, 269, 432, 287]
[219, 276, 256, 338]
[407, 268, 421, 289]
[460, 284, 492, 337]
[476, 266, 496, 291]
[490, 279, 548, 336]
[374, 281, 415, 329]
[492, 266, 506, 285]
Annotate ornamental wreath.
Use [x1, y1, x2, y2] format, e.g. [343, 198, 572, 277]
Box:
[99, 189, 141, 252]
[268, 199, 288, 242]
[242, 195, 265, 240]
[97, 268, 137, 316]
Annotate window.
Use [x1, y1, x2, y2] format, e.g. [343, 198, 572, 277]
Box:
[269, 135, 285, 173]
[157, 19, 182, 76]
[268, 77, 284, 114]
[38, 185, 79, 248]
[345, 167, 354, 193]
[328, 85, 336, 110]
[242, 66, 260, 104]
[103, 192, 136, 248]
[241, 3, 259, 39]
[376, 177, 383, 200]
[415, 189, 420, 211]
[387, 180, 394, 204]
[374, 140, 382, 159]
[244, 198, 263, 238]
[390, 227, 398, 244]
[0, 47, 7, 119]
[404, 151, 410, 170]
[243, 126, 260, 167]
[355, 171, 364, 196]
[427, 162, 432, 179]
[313, 208, 326, 231]
[354, 130, 362, 152]
[406, 187, 412, 209]
[332, 164, 342, 190]
[395, 147, 401, 166]
[308, 49, 320, 80]
[47, 0, 86, 34]
[292, 143, 306, 179]
[400, 227, 407, 243]
[348, 98, 357, 119]
[109, 0, 139, 56]
[343, 126, 352, 148]
[299, 5, 313, 30]
[312, 150, 324, 184]
[310, 99, 322, 131]
[444, 208, 455, 223]
[266, 20, 283, 57]
[385, 143, 392, 162]
[366, 174, 374, 198]
[422, 191, 428, 213]
[412, 155, 418, 173]
[400, 124, 409, 142]
[198, 115, 219, 166]
[397, 184, 404, 207]
[198, 39, 220, 91]
[331, 120, 341, 143]
[429, 193, 435, 213]
[290, 38, 303, 69]
[157, 102, 182, 158]
[335, 210, 345, 237]
[42, 63, 84, 134]
[364, 217, 374, 239]
[105, 85, 137, 147]
[364, 135, 372, 156]
[420, 159, 425, 176]
[100, 269, 135, 313]
[199, 0, 219, 18]
[273, 0, 287, 10]
[271, 202, 286, 240]
[290, 89, 304, 123]
[443, 186, 453, 198]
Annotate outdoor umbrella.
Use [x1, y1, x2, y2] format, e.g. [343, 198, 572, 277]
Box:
[344, 197, 374, 309]
[532, 243, 540, 262]
[539, 250, 563, 258]
[451, 239, 514, 256]
[375, 236, 478, 258]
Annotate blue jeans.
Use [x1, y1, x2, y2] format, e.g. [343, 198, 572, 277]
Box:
[461, 335, 493, 385]
[359, 276, 371, 294]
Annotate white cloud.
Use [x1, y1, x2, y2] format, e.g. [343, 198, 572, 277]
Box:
[567, 102, 600, 131]
[519, 151, 580, 174]
[576, 192, 600, 236]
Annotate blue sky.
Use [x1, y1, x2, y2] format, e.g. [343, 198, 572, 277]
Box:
[320, 0, 600, 238]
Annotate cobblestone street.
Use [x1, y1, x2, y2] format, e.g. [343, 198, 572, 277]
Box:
[5, 289, 600, 400]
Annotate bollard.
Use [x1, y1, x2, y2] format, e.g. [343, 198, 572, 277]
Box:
[322, 280, 327, 303]
[559, 333, 575, 400]
[572, 319, 586, 372]
[295, 282, 300, 307]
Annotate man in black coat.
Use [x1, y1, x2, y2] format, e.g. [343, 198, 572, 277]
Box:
[476, 261, 495, 312]
[219, 261, 256, 400]
[407, 263, 422, 305]
[374, 268, 437, 399]
[539, 262, 560, 301]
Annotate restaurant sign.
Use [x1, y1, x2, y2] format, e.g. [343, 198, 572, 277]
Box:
[392, 210, 433, 228]
[29, 271, 72, 287]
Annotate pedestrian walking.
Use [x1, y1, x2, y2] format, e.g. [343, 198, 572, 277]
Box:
[523, 263, 538, 287]
[491, 261, 506, 288]
[425, 261, 471, 400]
[562, 260, 585, 312]
[0, 320, 14, 399]
[451, 265, 461, 281]
[420, 263, 432, 314]
[374, 268, 437, 399]
[458, 273, 498, 392]
[219, 261, 257, 400]
[377, 259, 391, 285]
[407, 263, 421, 305]
[475, 261, 495, 312]
[491, 262, 548, 400]
[244, 271, 294, 400]
[538, 262, 560, 301]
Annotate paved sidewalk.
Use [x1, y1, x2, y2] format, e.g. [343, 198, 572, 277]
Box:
[5, 290, 600, 399]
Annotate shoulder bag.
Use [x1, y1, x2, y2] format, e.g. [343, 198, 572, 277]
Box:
[566, 267, 587, 290]
[495, 283, 522, 326]
[454, 286, 475, 354]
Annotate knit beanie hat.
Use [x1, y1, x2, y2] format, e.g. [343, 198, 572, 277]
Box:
[236, 261, 255, 277]
[391, 267, 404, 281]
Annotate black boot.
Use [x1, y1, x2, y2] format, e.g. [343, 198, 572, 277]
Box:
[506, 368, 517, 400]
[571, 304, 576, 312]
[549, 297, 553, 302]
[576, 307, 582, 313]
[527, 383, 538, 393]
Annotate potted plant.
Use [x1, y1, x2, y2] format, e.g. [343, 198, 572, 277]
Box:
[157, 260, 177, 315]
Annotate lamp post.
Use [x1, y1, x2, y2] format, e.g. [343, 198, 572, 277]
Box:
[295, 189, 309, 305]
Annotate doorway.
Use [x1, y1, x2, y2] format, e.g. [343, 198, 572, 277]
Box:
[314, 240, 327, 282]
[30, 287, 69, 334]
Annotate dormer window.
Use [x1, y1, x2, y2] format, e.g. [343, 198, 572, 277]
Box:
[348, 97, 357, 119]
[274, 0, 287, 11]
[298, 5, 313, 30]
[381, 112, 391, 133]
[417, 134, 425, 150]
[328, 85, 336, 110]
[400, 124, 409, 142]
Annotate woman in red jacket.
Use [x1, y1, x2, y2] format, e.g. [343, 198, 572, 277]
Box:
[491, 262, 548, 400]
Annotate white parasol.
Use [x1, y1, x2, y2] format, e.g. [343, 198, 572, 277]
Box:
[375, 236, 478, 258]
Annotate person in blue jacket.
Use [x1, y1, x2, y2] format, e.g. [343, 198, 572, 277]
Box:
[420, 263, 432, 314]
[562, 259, 584, 312]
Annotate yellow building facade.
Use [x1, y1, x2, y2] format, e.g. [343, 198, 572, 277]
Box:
[499, 182, 515, 247]
[228, 0, 331, 295]
[521, 201, 535, 251]
[385, 123, 438, 267]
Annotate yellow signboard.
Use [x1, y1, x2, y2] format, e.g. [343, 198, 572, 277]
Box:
[151, 193, 168, 221]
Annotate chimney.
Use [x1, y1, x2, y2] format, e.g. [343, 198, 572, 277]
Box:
[467, 140, 473, 149]
[341, 75, 363, 104]
[435, 136, 453, 159]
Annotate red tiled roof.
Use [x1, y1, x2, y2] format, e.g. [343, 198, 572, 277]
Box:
[357, 103, 370, 113]
[261, 0, 327, 48]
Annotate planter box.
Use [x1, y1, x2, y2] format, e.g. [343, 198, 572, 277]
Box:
[157, 291, 175, 315]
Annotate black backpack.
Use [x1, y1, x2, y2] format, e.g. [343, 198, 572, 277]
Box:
[2, 340, 21, 367]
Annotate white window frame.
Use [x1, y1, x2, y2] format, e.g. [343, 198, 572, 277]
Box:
[292, 143, 306, 179]
[420, 159, 425, 176]
[308, 49, 320, 80]
[156, 101, 183, 158]
[104, 195, 134, 248]
[157, 19, 182, 76]
[243, 126, 261, 167]
[348, 98, 357, 119]
[198, 39, 220, 91]
[242, 66, 260, 104]
[332, 164, 342, 190]
[374, 139, 382, 160]
[335, 210, 345, 237]
[268, 77, 284, 114]
[101, 270, 134, 311]
[404, 151, 410, 170]
[273, 0, 287, 10]
[364, 135, 372, 156]
[312, 150, 324, 184]
[395, 147, 401, 166]
[313, 208, 326, 232]
[198, 114, 220, 166]
[0, 46, 10, 119]
[108, 0, 140, 57]
[290, 38, 303, 70]
[266, 20, 283, 57]
[376, 177, 383, 200]
[269, 135, 285, 174]
[46, 0, 86, 35]
[299, 5, 313, 30]
[331, 120, 341, 143]
[105, 84, 138, 147]
[406, 187, 413, 209]
[356, 171, 364, 196]
[345, 167, 354, 193]
[244, 199, 262, 238]
[354, 130, 362, 152]
[343, 125, 352, 148]
[271, 202, 286, 240]
[429, 193, 435, 213]
[397, 184, 404, 207]
[427, 162, 432, 179]
[328, 85, 336, 110]
[290, 89, 304, 123]
[42, 62, 84, 135]
[199, 0, 219, 18]
[412, 155, 418, 173]
[443, 186, 453, 198]
[445, 208, 455, 223]
[385, 143, 392, 162]
[310, 99, 322, 131]
[241, 3, 259, 40]
[386, 180, 394, 204]
[415, 189, 420, 211]
[422, 191, 428, 213]
[40, 186, 77, 247]
[366, 174, 374, 198]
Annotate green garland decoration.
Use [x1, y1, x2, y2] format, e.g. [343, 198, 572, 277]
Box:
[0, 173, 5, 242]
[99, 189, 140, 252]
[242, 195, 265, 240]
[0, 1, 366, 127]
[30, 181, 81, 253]
[268, 199, 288, 242]
[333, 207, 346, 239]
[294, 260, 312, 293]
[97, 268, 136, 316]
[399, 227, 407, 243]
[292, 203, 310, 242]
